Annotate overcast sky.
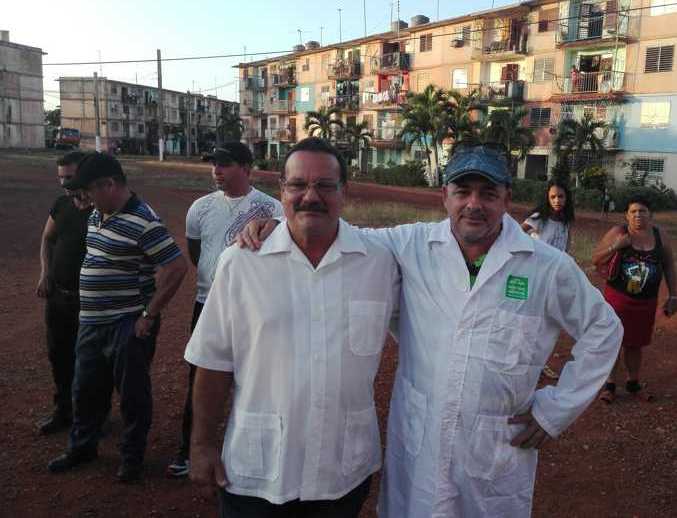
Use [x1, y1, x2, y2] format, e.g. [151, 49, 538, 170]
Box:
[4, 0, 513, 109]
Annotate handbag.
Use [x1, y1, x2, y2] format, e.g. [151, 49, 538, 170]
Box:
[598, 226, 627, 281]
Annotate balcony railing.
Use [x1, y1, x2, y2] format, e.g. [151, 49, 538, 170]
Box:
[473, 38, 528, 60]
[478, 80, 525, 103]
[556, 71, 626, 96]
[270, 99, 296, 114]
[556, 10, 634, 45]
[243, 128, 263, 140]
[370, 52, 410, 74]
[361, 90, 407, 109]
[244, 77, 266, 90]
[372, 127, 405, 149]
[328, 60, 361, 80]
[272, 69, 296, 87]
[265, 128, 297, 142]
[328, 94, 360, 112]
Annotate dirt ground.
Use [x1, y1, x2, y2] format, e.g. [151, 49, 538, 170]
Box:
[1, 152, 676, 518]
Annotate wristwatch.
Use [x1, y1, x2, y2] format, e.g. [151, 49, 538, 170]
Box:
[142, 309, 157, 320]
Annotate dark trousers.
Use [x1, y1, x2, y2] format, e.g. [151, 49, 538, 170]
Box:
[218, 476, 372, 518]
[45, 288, 80, 416]
[69, 314, 159, 464]
[178, 301, 204, 458]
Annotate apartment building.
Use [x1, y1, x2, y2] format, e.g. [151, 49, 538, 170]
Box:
[0, 30, 45, 148]
[238, 0, 677, 189]
[59, 76, 238, 154]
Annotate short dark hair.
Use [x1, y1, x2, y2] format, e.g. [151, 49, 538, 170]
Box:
[625, 194, 652, 213]
[56, 151, 85, 167]
[282, 137, 347, 184]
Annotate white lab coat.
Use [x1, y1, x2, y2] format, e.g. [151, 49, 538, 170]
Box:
[368, 215, 622, 518]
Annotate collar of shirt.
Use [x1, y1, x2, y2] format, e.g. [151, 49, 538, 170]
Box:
[259, 218, 367, 270]
[93, 193, 140, 227]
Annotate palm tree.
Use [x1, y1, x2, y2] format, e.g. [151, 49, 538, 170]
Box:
[216, 108, 245, 145]
[553, 113, 607, 186]
[445, 89, 486, 154]
[481, 107, 535, 176]
[399, 85, 449, 186]
[343, 120, 372, 175]
[303, 106, 344, 140]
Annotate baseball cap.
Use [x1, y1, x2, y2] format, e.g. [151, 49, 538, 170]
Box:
[202, 142, 253, 166]
[63, 152, 125, 190]
[443, 144, 511, 186]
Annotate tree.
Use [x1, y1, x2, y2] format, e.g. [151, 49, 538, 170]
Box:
[343, 120, 372, 174]
[45, 108, 61, 128]
[445, 89, 486, 154]
[216, 107, 244, 146]
[303, 106, 344, 140]
[481, 107, 535, 176]
[399, 85, 450, 186]
[553, 113, 607, 186]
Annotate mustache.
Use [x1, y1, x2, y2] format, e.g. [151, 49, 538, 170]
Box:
[461, 209, 486, 220]
[294, 202, 328, 213]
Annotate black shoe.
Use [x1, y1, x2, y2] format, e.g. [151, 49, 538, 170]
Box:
[116, 462, 144, 483]
[38, 412, 72, 435]
[48, 448, 98, 473]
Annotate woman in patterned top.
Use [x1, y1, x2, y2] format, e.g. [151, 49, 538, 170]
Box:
[593, 195, 677, 403]
[522, 180, 575, 380]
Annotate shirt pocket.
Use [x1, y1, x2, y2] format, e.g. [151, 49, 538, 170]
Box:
[393, 376, 427, 457]
[228, 411, 282, 481]
[463, 414, 535, 482]
[341, 405, 380, 476]
[348, 300, 388, 356]
[485, 309, 542, 376]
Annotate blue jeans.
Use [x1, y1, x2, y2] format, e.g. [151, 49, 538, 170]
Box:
[69, 314, 159, 464]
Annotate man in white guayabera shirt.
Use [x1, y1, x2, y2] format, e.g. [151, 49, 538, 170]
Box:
[185, 138, 399, 517]
[165, 142, 282, 478]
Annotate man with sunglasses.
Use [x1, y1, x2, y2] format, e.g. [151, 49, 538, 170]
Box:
[35, 151, 91, 434]
[186, 138, 399, 517]
[166, 143, 282, 479]
[237, 143, 622, 517]
[47, 152, 187, 482]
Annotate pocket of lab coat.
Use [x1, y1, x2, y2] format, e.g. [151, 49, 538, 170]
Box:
[228, 411, 282, 481]
[392, 376, 427, 457]
[341, 405, 380, 476]
[349, 300, 388, 356]
[485, 309, 541, 375]
[463, 414, 534, 481]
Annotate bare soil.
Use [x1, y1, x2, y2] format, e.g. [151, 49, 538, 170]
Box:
[1, 153, 676, 518]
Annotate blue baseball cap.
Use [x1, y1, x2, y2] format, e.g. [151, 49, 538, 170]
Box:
[443, 144, 511, 186]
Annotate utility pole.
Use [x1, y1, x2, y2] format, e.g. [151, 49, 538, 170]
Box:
[320, 26, 324, 46]
[338, 8, 343, 43]
[437, 0, 440, 21]
[93, 71, 101, 152]
[363, 0, 367, 37]
[157, 49, 165, 161]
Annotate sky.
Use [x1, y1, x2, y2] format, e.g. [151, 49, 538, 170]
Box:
[4, 0, 516, 110]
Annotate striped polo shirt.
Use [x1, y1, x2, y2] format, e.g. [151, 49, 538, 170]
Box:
[79, 194, 182, 325]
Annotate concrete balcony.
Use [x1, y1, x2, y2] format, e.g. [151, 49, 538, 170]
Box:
[265, 128, 296, 142]
[272, 69, 296, 88]
[328, 60, 361, 80]
[478, 80, 525, 104]
[472, 39, 528, 62]
[270, 100, 296, 114]
[551, 71, 627, 102]
[370, 52, 410, 75]
[556, 11, 637, 47]
[371, 127, 404, 149]
[328, 94, 360, 112]
[244, 128, 265, 141]
[360, 90, 407, 111]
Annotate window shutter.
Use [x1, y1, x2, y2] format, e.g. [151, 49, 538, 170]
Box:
[645, 47, 660, 72]
[659, 45, 674, 71]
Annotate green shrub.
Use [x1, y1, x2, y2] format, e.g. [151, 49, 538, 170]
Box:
[510, 179, 547, 205]
[253, 158, 283, 172]
[610, 185, 677, 212]
[363, 161, 428, 187]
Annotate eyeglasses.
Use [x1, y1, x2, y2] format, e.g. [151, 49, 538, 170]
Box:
[280, 179, 342, 195]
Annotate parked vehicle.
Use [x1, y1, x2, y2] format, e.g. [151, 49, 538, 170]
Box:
[55, 127, 80, 149]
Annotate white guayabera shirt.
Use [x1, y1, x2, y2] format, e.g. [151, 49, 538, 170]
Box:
[360, 215, 622, 518]
[185, 187, 283, 303]
[185, 219, 400, 504]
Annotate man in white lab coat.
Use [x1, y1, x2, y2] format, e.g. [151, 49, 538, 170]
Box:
[236, 143, 623, 517]
[374, 144, 622, 517]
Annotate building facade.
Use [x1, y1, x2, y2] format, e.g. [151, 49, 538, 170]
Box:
[59, 76, 238, 154]
[0, 30, 45, 148]
[238, 0, 677, 189]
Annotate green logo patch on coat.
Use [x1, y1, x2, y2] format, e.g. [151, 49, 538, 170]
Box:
[505, 275, 529, 300]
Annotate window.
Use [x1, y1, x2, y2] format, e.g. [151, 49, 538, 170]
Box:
[302, 58, 310, 72]
[110, 104, 118, 113]
[321, 85, 330, 93]
[651, 0, 677, 16]
[377, 148, 386, 164]
[416, 72, 432, 91]
[300, 87, 310, 102]
[138, 124, 144, 133]
[533, 56, 554, 82]
[111, 85, 118, 94]
[631, 158, 665, 185]
[123, 105, 129, 114]
[414, 149, 428, 161]
[452, 68, 468, 89]
[462, 26, 471, 42]
[640, 101, 671, 127]
[137, 106, 144, 116]
[529, 107, 551, 127]
[420, 33, 433, 52]
[501, 64, 519, 81]
[645, 45, 674, 73]
[111, 121, 119, 131]
[362, 114, 374, 129]
[539, 9, 557, 32]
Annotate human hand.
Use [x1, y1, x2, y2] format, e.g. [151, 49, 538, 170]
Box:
[234, 218, 279, 250]
[190, 444, 228, 500]
[134, 316, 155, 338]
[36, 275, 51, 298]
[508, 408, 551, 449]
[663, 296, 677, 317]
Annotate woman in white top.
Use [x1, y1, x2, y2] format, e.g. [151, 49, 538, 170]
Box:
[521, 179, 574, 253]
[522, 180, 575, 380]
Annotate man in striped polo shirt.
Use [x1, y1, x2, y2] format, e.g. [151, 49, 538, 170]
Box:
[48, 152, 188, 483]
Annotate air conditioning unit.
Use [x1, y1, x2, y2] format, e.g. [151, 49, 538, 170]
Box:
[452, 39, 465, 48]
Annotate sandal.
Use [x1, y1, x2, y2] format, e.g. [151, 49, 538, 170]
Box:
[627, 381, 655, 402]
[599, 382, 616, 404]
